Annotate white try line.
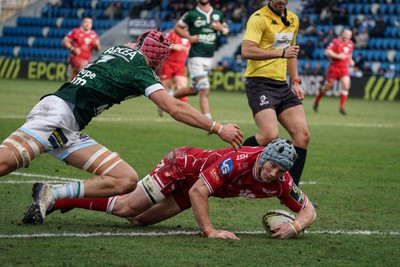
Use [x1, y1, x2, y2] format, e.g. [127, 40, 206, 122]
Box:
[0, 172, 319, 185]
[0, 115, 397, 128]
[0, 230, 399, 239]
[0, 172, 82, 183]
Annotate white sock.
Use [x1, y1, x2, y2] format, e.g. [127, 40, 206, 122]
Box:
[204, 113, 212, 119]
[50, 182, 85, 200]
[106, 196, 118, 214]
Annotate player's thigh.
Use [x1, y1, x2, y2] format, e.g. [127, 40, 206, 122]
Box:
[340, 75, 351, 90]
[174, 75, 188, 89]
[278, 105, 310, 146]
[65, 143, 136, 178]
[254, 109, 280, 142]
[133, 196, 183, 226]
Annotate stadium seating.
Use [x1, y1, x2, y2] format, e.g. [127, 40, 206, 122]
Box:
[296, 0, 400, 75]
[0, 0, 127, 63]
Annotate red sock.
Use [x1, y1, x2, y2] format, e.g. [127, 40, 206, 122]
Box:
[180, 96, 188, 102]
[315, 91, 324, 104]
[52, 198, 110, 212]
[340, 92, 348, 108]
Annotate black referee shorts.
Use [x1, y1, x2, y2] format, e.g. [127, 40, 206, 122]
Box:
[245, 77, 302, 117]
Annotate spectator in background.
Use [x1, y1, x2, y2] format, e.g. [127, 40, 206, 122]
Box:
[304, 22, 317, 36]
[369, 16, 386, 38]
[384, 64, 397, 79]
[313, 29, 354, 115]
[362, 62, 373, 76]
[354, 52, 365, 70]
[301, 62, 314, 75]
[354, 27, 369, 49]
[62, 17, 101, 81]
[299, 40, 315, 59]
[350, 66, 363, 78]
[322, 28, 335, 47]
[333, 7, 348, 25]
[299, 16, 311, 35]
[357, 16, 375, 33]
[313, 63, 325, 75]
[173, 0, 230, 120]
[104, 2, 122, 20]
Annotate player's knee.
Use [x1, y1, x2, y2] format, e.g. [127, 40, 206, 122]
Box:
[0, 132, 42, 174]
[116, 170, 139, 194]
[292, 130, 311, 148]
[193, 76, 210, 91]
[257, 134, 279, 146]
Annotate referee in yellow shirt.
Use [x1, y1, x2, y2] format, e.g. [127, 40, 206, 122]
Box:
[241, 0, 311, 189]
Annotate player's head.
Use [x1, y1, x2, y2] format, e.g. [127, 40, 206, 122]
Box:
[259, 139, 297, 173]
[136, 29, 171, 71]
[341, 29, 353, 42]
[81, 18, 93, 31]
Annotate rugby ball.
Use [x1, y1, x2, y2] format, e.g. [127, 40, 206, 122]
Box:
[262, 209, 304, 238]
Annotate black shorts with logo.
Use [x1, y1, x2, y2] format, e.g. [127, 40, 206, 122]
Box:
[245, 77, 302, 117]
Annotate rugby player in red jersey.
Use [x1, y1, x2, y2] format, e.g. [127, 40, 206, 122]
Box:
[38, 139, 316, 240]
[63, 17, 101, 81]
[313, 29, 355, 115]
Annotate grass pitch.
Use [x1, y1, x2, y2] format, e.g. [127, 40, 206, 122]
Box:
[0, 79, 399, 266]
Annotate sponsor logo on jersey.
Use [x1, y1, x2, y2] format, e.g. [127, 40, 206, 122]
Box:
[210, 167, 220, 182]
[219, 158, 233, 175]
[273, 33, 294, 49]
[289, 185, 305, 204]
[236, 154, 248, 160]
[262, 188, 278, 195]
[104, 46, 137, 61]
[212, 14, 221, 21]
[239, 189, 256, 198]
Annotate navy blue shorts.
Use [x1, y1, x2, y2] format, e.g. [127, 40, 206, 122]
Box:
[245, 77, 302, 117]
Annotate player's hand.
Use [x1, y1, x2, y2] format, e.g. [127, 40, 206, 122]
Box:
[338, 53, 347, 60]
[284, 46, 300, 58]
[211, 21, 223, 32]
[217, 124, 243, 151]
[172, 44, 184, 51]
[188, 35, 200, 44]
[207, 229, 240, 240]
[71, 47, 81, 55]
[270, 223, 297, 239]
[292, 83, 305, 100]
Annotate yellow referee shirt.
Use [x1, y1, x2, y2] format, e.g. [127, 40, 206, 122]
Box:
[243, 6, 299, 81]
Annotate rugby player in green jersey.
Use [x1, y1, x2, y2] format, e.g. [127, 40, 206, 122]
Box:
[173, 0, 230, 120]
[0, 29, 243, 224]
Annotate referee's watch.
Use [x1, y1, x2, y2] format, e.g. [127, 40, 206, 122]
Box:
[292, 78, 302, 85]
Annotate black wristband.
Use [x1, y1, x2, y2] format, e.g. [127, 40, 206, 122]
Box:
[282, 47, 287, 58]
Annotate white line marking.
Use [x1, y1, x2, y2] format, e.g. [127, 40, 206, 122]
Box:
[2, 173, 317, 185]
[0, 115, 397, 128]
[0, 230, 399, 239]
[5, 172, 82, 182]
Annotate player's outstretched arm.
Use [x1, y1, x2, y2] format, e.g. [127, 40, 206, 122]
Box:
[149, 90, 243, 150]
[189, 179, 240, 240]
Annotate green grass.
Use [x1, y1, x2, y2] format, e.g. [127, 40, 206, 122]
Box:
[0, 79, 400, 266]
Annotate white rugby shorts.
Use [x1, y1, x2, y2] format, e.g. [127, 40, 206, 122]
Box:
[19, 95, 97, 161]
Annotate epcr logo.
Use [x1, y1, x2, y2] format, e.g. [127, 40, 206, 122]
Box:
[219, 158, 233, 175]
